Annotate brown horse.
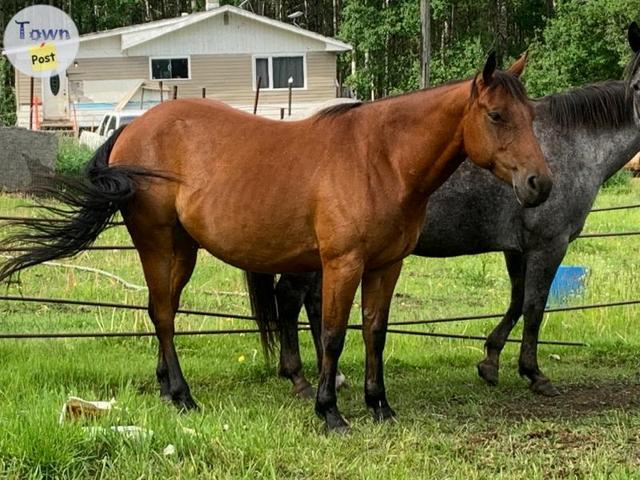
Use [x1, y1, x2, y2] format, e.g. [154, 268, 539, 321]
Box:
[0, 52, 551, 432]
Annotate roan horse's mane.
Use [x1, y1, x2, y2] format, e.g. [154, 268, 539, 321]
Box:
[316, 71, 528, 118]
[541, 81, 633, 130]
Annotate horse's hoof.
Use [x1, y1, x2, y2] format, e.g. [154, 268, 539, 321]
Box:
[335, 372, 349, 390]
[293, 383, 315, 400]
[371, 404, 397, 423]
[174, 394, 200, 412]
[530, 379, 560, 397]
[477, 360, 499, 386]
[324, 411, 350, 435]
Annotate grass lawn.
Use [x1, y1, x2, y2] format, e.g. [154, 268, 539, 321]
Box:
[1, 180, 640, 479]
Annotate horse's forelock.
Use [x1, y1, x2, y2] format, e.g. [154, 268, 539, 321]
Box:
[486, 71, 529, 103]
[469, 70, 528, 105]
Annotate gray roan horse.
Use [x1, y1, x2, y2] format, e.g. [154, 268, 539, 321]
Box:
[248, 37, 640, 399]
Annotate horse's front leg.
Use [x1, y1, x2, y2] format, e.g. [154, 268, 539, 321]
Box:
[361, 261, 402, 421]
[477, 251, 525, 386]
[519, 244, 567, 397]
[315, 255, 363, 433]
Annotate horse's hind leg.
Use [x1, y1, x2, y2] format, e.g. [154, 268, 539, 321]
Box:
[518, 244, 567, 397]
[360, 261, 402, 422]
[275, 273, 314, 398]
[133, 222, 198, 410]
[477, 251, 525, 386]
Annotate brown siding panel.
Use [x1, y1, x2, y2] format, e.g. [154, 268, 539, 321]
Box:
[15, 71, 42, 106]
[17, 52, 338, 107]
[163, 52, 337, 104]
[72, 56, 149, 80]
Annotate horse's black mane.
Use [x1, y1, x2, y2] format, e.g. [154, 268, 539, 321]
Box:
[541, 81, 633, 130]
[318, 101, 364, 116]
[317, 71, 527, 118]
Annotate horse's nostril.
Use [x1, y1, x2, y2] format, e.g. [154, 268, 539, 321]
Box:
[634, 82, 640, 92]
[527, 174, 538, 192]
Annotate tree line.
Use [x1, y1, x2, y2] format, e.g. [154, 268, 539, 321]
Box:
[1, 0, 639, 125]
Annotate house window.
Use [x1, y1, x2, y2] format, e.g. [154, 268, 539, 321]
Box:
[150, 57, 190, 80]
[254, 55, 305, 89]
[255, 58, 269, 89]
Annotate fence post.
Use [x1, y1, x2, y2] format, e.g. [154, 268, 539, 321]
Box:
[253, 76, 262, 115]
[29, 77, 34, 130]
[288, 77, 293, 116]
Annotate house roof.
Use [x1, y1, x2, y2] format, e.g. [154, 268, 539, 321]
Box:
[81, 5, 352, 53]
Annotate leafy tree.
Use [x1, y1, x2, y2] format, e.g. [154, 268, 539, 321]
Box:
[339, 0, 420, 98]
[2, 0, 640, 120]
[525, 0, 640, 96]
[0, 57, 16, 126]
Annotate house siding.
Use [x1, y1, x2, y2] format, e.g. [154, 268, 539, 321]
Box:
[17, 52, 336, 107]
[124, 12, 329, 56]
[163, 52, 337, 104]
[70, 56, 150, 81]
[15, 72, 41, 106]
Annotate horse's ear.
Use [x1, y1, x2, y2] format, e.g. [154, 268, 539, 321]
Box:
[482, 51, 497, 85]
[507, 51, 528, 77]
[629, 22, 640, 53]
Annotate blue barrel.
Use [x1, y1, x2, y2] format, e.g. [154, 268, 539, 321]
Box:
[547, 265, 588, 306]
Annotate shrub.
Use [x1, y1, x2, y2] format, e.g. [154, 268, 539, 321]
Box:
[56, 137, 93, 176]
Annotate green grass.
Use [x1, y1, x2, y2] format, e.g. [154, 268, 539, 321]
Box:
[1, 183, 640, 479]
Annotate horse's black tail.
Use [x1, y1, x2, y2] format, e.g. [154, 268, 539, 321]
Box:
[245, 271, 279, 358]
[0, 125, 164, 282]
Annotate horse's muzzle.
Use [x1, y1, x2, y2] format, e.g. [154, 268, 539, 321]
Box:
[513, 171, 552, 208]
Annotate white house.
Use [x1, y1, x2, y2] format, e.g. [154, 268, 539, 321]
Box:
[14, 2, 352, 129]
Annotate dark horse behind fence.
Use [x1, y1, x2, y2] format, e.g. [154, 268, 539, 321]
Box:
[256, 24, 640, 403]
[0, 52, 551, 432]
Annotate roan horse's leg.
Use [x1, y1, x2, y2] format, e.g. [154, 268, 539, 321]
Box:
[301, 272, 324, 374]
[361, 261, 402, 421]
[133, 222, 199, 410]
[517, 245, 567, 397]
[315, 256, 363, 433]
[275, 273, 317, 398]
[276, 271, 348, 396]
[477, 251, 525, 386]
[478, 246, 566, 396]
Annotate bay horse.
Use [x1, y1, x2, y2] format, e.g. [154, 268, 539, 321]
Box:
[258, 23, 640, 402]
[259, 79, 640, 400]
[0, 52, 551, 432]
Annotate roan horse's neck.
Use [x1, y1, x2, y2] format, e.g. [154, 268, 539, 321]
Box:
[369, 81, 472, 207]
[598, 126, 640, 182]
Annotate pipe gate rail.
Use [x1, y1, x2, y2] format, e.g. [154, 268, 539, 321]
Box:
[0, 202, 639, 344]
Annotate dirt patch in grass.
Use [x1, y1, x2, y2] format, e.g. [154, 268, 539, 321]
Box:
[500, 380, 640, 419]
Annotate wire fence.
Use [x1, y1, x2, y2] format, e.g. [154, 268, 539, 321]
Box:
[1, 202, 640, 343]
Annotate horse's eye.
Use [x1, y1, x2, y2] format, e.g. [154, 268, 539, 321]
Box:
[488, 111, 502, 122]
